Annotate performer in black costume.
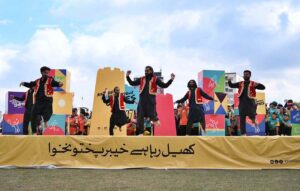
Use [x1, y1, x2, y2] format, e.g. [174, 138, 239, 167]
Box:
[175, 80, 214, 135]
[126, 66, 175, 135]
[11, 87, 34, 135]
[228, 70, 265, 136]
[102, 86, 135, 136]
[20, 66, 63, 135]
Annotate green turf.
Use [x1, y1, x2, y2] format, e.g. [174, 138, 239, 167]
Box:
[0, 169, 299, 191]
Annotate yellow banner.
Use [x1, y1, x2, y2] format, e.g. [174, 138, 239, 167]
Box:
[0, 136, 300, 169]
[255, 92, 266, 115]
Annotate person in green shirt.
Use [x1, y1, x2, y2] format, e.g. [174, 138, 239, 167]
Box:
[225, 105, 234, 136]
[267, 112, 280, 136]
[282, 114, 292, 136]
[268, 101, 279, 116]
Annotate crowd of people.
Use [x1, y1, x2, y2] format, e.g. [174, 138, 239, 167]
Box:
[265, 100, 298, 136]
[67, 107, 92, 135]
[221, 99, 298, 136]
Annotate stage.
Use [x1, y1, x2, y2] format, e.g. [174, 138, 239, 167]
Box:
[0, 136, 299, 169]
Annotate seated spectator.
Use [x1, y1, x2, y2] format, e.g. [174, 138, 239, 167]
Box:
[267, 112, 280, 136]
[285, 100, 298, 116]
[77, 108, 87, 135]
[225, 105, 234, 136]
[178, 103, 188, 136]
[282, 114, 292, 136]
[268, 101, 279, 116]
[69, 108, 79, 135]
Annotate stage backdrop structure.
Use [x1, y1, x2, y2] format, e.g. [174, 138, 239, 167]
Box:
[43, 115, 67, 135]
[49, 69, 71, 92]
[5, 92, 25, 114]
[198, 70, 226, 136]
[154, 93, 177, 136]
[46, 69, 73, 135]
[1, 114, 24, 135]
[291, 111, 300, 136]
[2, 92, 26, 134]
[125, 85, 139, 111]
[90, 67, 127, 136]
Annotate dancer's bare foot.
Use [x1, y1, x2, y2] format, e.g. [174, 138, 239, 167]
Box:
[253, 119, 259, 133]
[152, 120, 161, 127]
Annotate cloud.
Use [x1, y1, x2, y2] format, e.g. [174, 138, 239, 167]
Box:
[84, 8, 217, 49]
[22, 28, 71, 68]
[0, 88, 10, 113]
[51, 0, 149, 20]
[0, 19, 12, 25]
[110, 0, 147, 7]
[36, 24, 60, 29]
[259, 67, 300, 103]
[237, 2, 289, 32]
[2, 1, 300, 111]
[0, 47, 18, 78]
[1, 25, 236, 109]
[237, 1, 300, 35]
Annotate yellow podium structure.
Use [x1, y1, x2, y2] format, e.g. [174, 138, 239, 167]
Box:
[53, 92, 73, 115]
[255, 92, 266, 115]
[90, 67, 127, 136]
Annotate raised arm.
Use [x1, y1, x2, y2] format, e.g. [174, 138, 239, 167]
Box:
[228, 80, 239, 88]
[21, 81, 35, 88]
[126, 71, 141, 86]
[102, 95, 110, 105]
[156, 78, 173, 88]
[156, 73, 175, 88]
[200, 88, 214, 101]
[12, 94, 26, 102]
[51, 79, 63, 87]
[175, 93, 188, 104]
[254, 82, 265, 90]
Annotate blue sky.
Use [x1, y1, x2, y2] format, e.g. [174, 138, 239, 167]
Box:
[1, 0, 300, 111]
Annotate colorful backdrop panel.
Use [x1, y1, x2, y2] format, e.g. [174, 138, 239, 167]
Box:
[154, 94, 176, 136]
[1, 114, 24, 135]
[5, 92, 25, 114]
[291, 111, 300, 124]
[53, 92, 73, 115]
[49, 69, 71, 92]
[205, 114, 225, 136]
[43, 115, 66, 135]
[125, 85, 139, 111]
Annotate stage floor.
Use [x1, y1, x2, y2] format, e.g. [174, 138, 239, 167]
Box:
[0, 136, 299, 169]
